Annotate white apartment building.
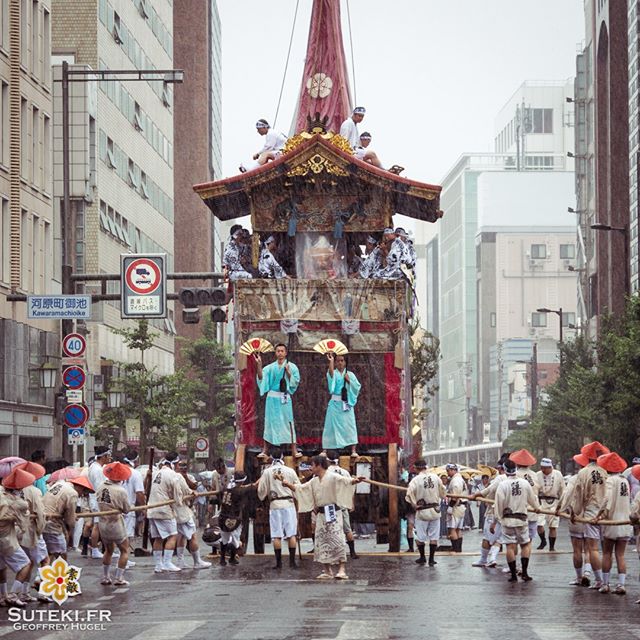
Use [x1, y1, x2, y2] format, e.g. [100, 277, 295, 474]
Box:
[0, 0, 61, 457]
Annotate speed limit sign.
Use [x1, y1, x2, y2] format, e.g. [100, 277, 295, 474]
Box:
[62, 333, 86, 358]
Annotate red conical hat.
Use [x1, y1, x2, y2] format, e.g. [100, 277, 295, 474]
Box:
[3, 468, 36, 490]
[596, 452, 627, 473]
[631, 465, 640, 481]
[572, 453, 589, 468]
[69, 475, 95, 493]
[581, 441, 610, 460]
[509, 449, 536, 467]
[103, 462, 132, 482]
[15, 461, 45, 480]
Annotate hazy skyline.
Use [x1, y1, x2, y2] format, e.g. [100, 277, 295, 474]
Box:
[216, 1, 585, 186]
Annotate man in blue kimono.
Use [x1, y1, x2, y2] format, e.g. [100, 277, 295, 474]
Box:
[254, 344, 302, 459]
[321, 353, 361, 458]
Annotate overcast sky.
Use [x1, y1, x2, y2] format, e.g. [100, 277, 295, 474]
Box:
[217, 0, 585, 185]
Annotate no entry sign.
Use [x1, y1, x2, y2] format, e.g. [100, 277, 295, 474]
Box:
[62, 333, 86, 358]
[120, 254, 167, 319]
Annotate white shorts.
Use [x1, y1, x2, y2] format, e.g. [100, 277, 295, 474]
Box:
[482, 517, 502, 545]
[501, 525, 530, 545]
[538, 510, 560, 529]
[36, 536, 49, 563]
[177, 520, 197, 541]
[528, 520, 538, 541]
[602, 524, 633, 540]
[415, 518, 440, 543]
[125, 512, 136, 538]
[583, 523, 601, 540]
[220, 528, 242, 548]
[569, 522, 584, 539]
[447, 515, 464, 530]
[149, 518, 178, 540]
[341, 509, 352, 536]
[43, 532, 68, 554]
[0, 547, 31, 573]
[269, 507, 297, 539]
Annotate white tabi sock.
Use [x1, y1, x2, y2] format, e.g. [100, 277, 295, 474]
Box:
[488, 545, 500, 563]
[22, 582, 30, 594]
[584, 562, 593, 574]
[191, 550, 201, 565]
[618, 573, 625, 586]
[478, 547, 489, 563]
[176, 547, 185, 561]
[0, 583, 7, 596]
[594, 569, 603, 582]
[153, 550, 163, 568]
[114, 568, 125, 580]
[162, 549, 174, 566]
[575, 567, 583, 579]
[602, 572, 609, 585]
[11, 580, 23, 594]
[103, 564, 111, 578]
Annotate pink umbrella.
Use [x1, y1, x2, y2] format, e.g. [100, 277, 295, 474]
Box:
[0, 457, 27, 479]
[47, 467, 82, 483]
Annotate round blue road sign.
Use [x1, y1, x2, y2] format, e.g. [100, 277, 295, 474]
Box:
[63, 404, 89, 428]
[63, 366, 86, 390]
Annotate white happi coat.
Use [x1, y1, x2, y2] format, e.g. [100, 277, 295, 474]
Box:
[257, 461, 300, 510]
[147, 466, 181, 520]
[536, 469, 565, 508]
[447, 472, 468, 519]
[573, 462, 608, 518]
[339, 118, 359, 149]
[42, 481, 78, 536]
[21, 485, 46, 548]
[258, 130, 287, 155]
[494, 476, 540, 529]
[516, 468, 541, 523]
[599, 474, 633, 539]
[406, 471, 446, 521]
[96, 480, 131, 543]
[478, 473, 507, 520]
[174, 473, 195, 525]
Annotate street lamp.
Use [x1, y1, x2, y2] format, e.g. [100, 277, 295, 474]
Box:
[189, 414, 201, 431]
[590, 223, 630, 295]
[38, 361, 58, 389]
[536, 307, 564, 345]
[107, 386, 124, 409]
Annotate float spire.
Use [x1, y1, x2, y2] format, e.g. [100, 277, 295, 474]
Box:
[292, 0, 353, 134]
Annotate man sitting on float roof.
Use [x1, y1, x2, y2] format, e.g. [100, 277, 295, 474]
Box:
[240, 119, 287, 173]
[354, 132, 383, 169]
[340, 107, 366, 150]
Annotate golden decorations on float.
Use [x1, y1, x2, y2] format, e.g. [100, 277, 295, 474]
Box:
[287, 154, 348, 177]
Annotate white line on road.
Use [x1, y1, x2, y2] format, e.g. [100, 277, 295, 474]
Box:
[529, 625, 591, 640]
[98, 595, 115, 600]
[127, 620, 206, 640]
[336, 620, 390, 639]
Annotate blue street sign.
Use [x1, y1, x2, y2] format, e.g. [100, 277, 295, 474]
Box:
[63, 366, 86, 390]
[28, 295, 91, 319]
[63, 404, 89, 428]
[67, 428, 86, 445]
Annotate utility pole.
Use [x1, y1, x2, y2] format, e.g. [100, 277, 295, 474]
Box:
[530, 342, 538, 418]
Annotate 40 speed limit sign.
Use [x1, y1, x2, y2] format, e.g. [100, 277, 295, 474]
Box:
[120, 254, 167, 319]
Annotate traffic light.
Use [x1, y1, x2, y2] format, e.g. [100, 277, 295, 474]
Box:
[178, 287, 228, 324]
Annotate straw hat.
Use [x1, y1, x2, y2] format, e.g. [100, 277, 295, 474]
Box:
[15, 461, 46, 480]
[69, 476, 95, 493]
[103, 462, 132, 483]
[572, 453, 589, 468]
[509, 449, 536, 467]
[3, 468, 36, 490]
[596, 452, 627, 473]
[580, 441, 610, 460]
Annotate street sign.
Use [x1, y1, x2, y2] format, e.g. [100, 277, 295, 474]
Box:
[68, 427, 86, 445]
[194, 437, 209, 458]
[62, 333, 86, 358]
[66, 389, 83, 403]
[28, 295, 91, 320]
[63, 366, 86, 390]
[121, 254, 167, 319]
[63, 404, 89, 429]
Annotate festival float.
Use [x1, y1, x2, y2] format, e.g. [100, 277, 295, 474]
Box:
[194, 0, 443, 551]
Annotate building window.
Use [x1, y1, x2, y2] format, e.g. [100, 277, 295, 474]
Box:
[43, 219, 51, 286]
[560, 244, 575, 259]
[43, 114, 50, 192]
[0, 81, 8, 166]
[127, 159, 140, 189]
[531, 108, 553, 134]
[43, 8, 50, 86]
[490, 312, 497, 328]
[530, 244, 547, 259]
[113, 10, 123, 44]
[562, 312, 576, 327]
[32, 106, 39, 188]
[31, 0, 38, 77]
[21, 209, 29, 290]
[20, 98, 28, 180]
[32, 214, 40, 293]
[106, 137, 116, 168]
[1, 0, 8, 52]
[20, 0, 28, 66]
[531, 312, 547, 327]
[134, 101, 143, 131]
[140, 171, 149, 199]
[0, 196, 9, 283]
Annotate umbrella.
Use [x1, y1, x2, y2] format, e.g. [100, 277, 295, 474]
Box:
[0, 457, 27, 479]
[47, 466, 82, 483]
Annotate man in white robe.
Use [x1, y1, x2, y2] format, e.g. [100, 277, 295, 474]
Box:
[339, 107, 366, 149]
[240, 119, 287, 172]
[535, 457, 564, 551]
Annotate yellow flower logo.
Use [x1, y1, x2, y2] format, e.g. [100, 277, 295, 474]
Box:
[38, 557, 82, 605]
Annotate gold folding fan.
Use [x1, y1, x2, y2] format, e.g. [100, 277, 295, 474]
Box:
[239, 337, 275, 356]
[313, 338, 349, 355]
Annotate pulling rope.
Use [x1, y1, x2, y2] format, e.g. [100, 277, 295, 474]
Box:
[273, 0, 300, 129]
[346, 0, 357, 106]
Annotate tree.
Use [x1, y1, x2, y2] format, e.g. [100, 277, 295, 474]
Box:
[180, 317, 235, 460]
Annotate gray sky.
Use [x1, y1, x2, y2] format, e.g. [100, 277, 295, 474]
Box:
[217, 0, 584, 185]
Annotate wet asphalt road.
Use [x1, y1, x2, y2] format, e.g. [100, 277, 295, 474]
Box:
[2, 530, 640, 640]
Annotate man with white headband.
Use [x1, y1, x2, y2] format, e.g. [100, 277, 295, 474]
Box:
[359, 235, 383, 279]
[223, 227, 254, 281]
[239, 119, 288, 172]
[405, 459, 446, 566]
[147, 452, 182, 573]
[494, 459, 540, 582]
[259, 235, 288, 279]
[354, 131, 383, 168]
[86, 445, 112, 559]
[445, 463, 467, 552]
[218, 472, 257, 567]
[535, 457, 564, 551]
[339, 107, 366, 150]
[257, 447, 301, 569]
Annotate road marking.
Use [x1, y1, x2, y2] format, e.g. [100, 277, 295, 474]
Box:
[112, 588, 129, 594]
[529, 625, 590, 640]
[336, 620, 390, 639]
[0, 628, 16, 637]
[128, 620, 206, 640]
[98, 595, 115, 600]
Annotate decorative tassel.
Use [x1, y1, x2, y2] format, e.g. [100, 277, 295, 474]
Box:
[252, 233, 260, 268]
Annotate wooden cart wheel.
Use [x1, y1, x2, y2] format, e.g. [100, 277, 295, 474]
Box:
[387, 443, 400, 552]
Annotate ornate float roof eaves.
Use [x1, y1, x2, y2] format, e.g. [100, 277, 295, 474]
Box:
[193, 134, 443, 223]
